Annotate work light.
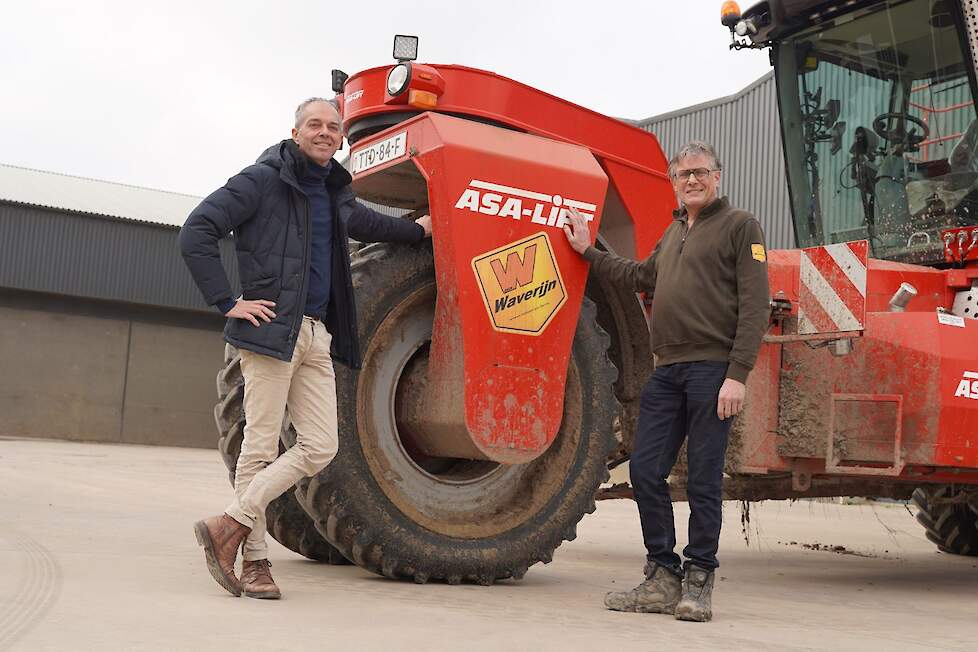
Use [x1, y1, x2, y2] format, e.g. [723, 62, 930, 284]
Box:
[387, 63, 411, 96]
[393, 34, 419, 62]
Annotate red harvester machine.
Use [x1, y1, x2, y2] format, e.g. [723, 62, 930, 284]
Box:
[215, 8, 978, 584]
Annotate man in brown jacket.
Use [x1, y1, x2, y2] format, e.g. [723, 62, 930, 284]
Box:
[563, 141, 769, 622]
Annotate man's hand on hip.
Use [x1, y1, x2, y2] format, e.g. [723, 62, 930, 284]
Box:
[226, 299, 277, 327]
[415, 214, 432, 237]
[562, 208, 591, 254]
[717, 378, 746, 420]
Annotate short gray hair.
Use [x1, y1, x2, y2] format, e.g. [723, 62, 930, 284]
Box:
[668, 141, 722, 178]
[294, 97, 340, 128]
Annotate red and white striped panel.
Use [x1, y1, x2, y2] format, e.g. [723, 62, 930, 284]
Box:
[798, 240, 868, 335]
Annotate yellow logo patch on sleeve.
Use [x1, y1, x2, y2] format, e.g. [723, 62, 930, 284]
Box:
[751, 244, 766, 262]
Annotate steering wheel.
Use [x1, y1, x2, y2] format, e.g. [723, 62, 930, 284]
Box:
[872, 112, 930, 148]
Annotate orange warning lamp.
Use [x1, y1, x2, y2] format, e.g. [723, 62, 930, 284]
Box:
[721, 1, 741, 28]
[408, 89, 439, 110]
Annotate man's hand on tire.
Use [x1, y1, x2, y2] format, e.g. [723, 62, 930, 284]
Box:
[226, 299, 277, 327]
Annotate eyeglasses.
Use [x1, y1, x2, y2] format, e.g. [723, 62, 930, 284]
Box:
[672, 168, 717, 182]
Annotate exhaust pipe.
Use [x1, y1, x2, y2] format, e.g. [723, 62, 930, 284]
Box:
[888, 282, 917, 312]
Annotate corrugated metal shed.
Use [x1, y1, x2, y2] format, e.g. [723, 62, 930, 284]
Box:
[0, 201, 238, 312]
[0, 164, 235, 312]
[0, 164, 203, 227]
[635, 72, 797, 249]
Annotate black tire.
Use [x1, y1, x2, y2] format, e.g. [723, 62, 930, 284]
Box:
[214, 344, 348, 564]
[291, 241, 620, 584]
[912, 485, 978, 556]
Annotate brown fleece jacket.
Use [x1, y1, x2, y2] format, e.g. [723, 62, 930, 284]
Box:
[583, 196, 770, 383]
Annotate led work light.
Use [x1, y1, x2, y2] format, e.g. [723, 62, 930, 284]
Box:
[393, 35, 419, 62]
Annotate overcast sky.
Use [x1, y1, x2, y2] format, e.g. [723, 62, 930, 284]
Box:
[2, 1, 770, 197]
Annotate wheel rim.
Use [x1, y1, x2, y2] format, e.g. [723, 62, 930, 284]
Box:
[357, 281, 584, 539]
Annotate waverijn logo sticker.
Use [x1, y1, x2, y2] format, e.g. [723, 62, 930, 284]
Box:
[471, 232, 567, 335]
[955, 371, 978, 400]
[455, 180, 596, 230]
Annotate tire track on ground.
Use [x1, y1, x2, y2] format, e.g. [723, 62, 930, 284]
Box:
[0, 527, 62, 650]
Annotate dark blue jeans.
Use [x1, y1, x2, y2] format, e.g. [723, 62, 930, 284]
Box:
[630, 361, 732, 576]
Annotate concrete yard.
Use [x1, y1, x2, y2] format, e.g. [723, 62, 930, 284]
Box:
[1, 437, 976, 651]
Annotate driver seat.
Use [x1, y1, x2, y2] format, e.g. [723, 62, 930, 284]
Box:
[948, 119, 978, 173]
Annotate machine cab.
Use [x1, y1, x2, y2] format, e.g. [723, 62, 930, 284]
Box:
[733, 0, 978, 264]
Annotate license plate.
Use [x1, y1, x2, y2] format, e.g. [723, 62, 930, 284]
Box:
[351, 131, 408, 175]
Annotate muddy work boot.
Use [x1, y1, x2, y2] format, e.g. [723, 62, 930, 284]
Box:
[193, 513, 251, 596]
[241, 559, 282, 600]
[675, 565, 715, 622]
[604, 563, 682, 613]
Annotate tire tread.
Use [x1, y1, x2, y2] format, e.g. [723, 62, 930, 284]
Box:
[295, 243, 621, 583]
[912, 486, 978, 556]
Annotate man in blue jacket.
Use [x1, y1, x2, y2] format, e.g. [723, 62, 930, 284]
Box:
[182, 98, 431, 599]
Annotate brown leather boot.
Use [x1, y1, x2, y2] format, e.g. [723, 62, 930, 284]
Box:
[241, 559, 282, 600]
[193, 513, 251, 596]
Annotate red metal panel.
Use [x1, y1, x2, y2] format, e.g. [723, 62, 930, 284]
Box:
[825, 393, 904, 475]
[342, 64, 669, 185]
[937, 317, 978, 466]
[602, 160, 675, 257]
[740, 252, 978, 481]
[352, 112, 608, 464]
[342, 62, 675, 273]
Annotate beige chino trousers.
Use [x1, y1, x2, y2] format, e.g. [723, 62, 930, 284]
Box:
[226, 316, 339, 561]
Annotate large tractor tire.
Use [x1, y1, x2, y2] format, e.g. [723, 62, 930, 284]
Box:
[292, 241, 620, 584]
[912, 485, 978, 556]
[214, 344, 348, 564]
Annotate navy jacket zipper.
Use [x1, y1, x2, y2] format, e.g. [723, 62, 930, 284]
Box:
[289, 189, 313, 348]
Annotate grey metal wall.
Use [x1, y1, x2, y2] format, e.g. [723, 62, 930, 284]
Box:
[0, 289, 226, 448]
[0, 195, 409, 449]
[0, 201, 238, 313]
[636, 72, 796, 249]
